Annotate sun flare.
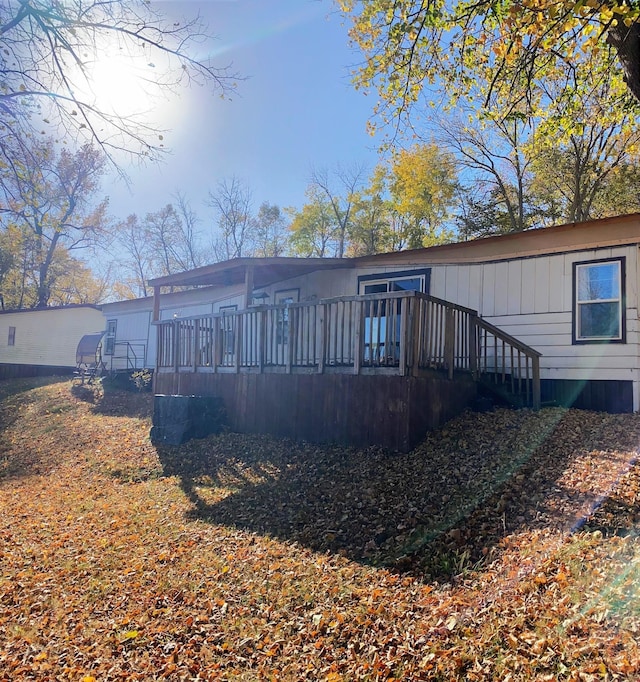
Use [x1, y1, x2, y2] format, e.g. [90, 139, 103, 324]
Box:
[85, 54, 159, 118]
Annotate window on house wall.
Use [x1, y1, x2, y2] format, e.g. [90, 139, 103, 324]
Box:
[104, 319, 117, 355]
[357, 270, 430, 296]
[8, 326, 15, 346]
[356, 269, 431, 363]
[274, 289, 299, 345]
[573, 258, 625, 343]
[219, 305, 238, 356]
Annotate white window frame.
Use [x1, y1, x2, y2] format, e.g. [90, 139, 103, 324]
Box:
[104, 319, 117, 355]
[358, 274, 427, 295]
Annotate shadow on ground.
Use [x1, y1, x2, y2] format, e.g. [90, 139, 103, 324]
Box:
[156, 407, 640, 579]
[70, 382, 153, 420]
[0, 376, 72, 480]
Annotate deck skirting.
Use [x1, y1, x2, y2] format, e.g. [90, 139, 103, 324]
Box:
[154, 371, 477, 452]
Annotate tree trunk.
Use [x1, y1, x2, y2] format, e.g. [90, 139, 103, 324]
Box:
[607, 22, 640, 102]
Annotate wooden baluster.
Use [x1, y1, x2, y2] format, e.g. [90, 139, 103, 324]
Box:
[469, 314, 478, 379]
[234, 315, 241, 373]
[318, 303, 326, 374]
[444, 308, 455, 380]
[192, 319, 198, 372]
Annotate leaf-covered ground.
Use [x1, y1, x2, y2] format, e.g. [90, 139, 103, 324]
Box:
[1, 377, 640, 680]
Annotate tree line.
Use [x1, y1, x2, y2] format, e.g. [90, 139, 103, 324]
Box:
[3, 0, 640, 308]
[2, 117, 640, 308]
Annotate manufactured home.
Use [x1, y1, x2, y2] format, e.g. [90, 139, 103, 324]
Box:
[106, 213, 640, 450]
[0, 304, 104, 379]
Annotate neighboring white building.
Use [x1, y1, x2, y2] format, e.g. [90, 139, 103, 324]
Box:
[0, 304, 104, 377]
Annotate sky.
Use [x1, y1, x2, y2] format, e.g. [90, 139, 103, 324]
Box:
[106, 0, 384, 223]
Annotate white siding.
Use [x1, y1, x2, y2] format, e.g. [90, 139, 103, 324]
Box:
[356, 244, 640, 407]
[0, 307, 104, 367]
[521, 259, 535, 315]
[101, 285, 247, 369]
[533, 257, 550, 313]
[104, 310, 152, 370]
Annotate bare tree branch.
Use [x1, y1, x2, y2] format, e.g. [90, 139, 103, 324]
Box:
[0, 1, 239, 167]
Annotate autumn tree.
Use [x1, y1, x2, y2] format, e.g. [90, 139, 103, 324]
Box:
[145, 202, 203, 276]
[444, 71, 640, 238]
[348, 168, 392, 255]
[349, 144, 457, 253]
[113, 196, 204, 298]
[438, 113, 537, 235]
[386, 144, 457, 247]
[0, 137, 108, 307]
[309, 164, 366, 258]
[0, 1, 236, 163]
[339, 0, 640, 136]
[288, 189, 340, 258]
[528, 75, 640, 224]
[207, 177, 256, 261]
[292, 146, 456, 256]
[40, 248, 108, 307]
[253, 203, 289, 257]
[112, 215, 151, 299]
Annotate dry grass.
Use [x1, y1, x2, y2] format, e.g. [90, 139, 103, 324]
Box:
[1, 377, 639, 680]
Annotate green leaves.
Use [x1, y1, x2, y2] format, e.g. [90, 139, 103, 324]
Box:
[341, 0, 640, 138]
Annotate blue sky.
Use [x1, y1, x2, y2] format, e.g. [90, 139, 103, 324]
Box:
[107, 0, 384, 221]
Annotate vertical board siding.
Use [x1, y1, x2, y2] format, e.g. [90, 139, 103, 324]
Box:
[520, 259, 536, 315]
[533, 257, 551, 313]
[507, 260, 522, 315]
[421, 245, 639, 389]
[548, 256, 565, 312]
[493, 262, 509, 316]
[467, 265, 483, 312]
[481, 265, 496, 317]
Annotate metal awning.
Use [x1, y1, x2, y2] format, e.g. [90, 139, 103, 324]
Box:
[76, 333, 104, 365]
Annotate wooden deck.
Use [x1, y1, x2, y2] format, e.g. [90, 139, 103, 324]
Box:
[154, 291, 541, 450]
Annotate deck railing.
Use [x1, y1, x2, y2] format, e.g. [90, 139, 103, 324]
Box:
[155, 290, 541, 408]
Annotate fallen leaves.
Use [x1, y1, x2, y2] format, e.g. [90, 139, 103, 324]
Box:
[0, 378, 639, 680]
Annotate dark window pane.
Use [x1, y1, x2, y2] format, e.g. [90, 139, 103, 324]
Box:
[391, 277, 422, 292]
[579, 302, 620, 338]
[364, 283, 388, 294]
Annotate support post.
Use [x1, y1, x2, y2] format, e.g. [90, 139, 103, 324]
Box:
[152, 286, 161, 322]
[286, 307, 294, 373]
[244, 266, 254, 309]
[173, 320, 180, 373]
[532, 356, 541, 410]
[234, 314, 242, 373]
[258, 309, 266, 372]
[192, 319, 198, 372]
